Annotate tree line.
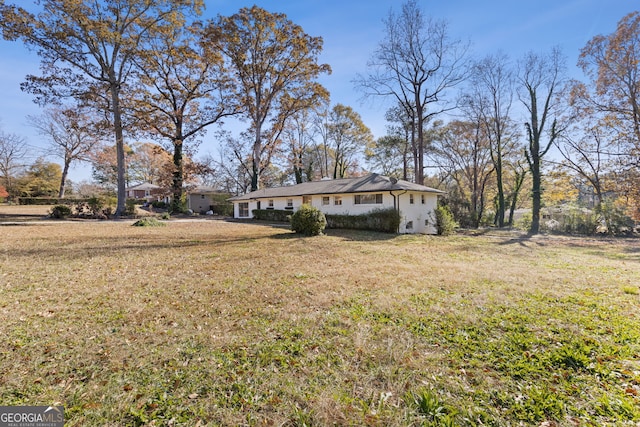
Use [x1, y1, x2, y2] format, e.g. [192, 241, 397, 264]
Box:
[1, 0, 639, 234]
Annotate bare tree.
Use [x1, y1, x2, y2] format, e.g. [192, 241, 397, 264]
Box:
[430, 120, 494, 227]
[325, 104, 373, 179]
[465, 53, 522, 227]
[0, 130, 28, 199]
[28, 107, 107, 197]
[518, 48, 567, 234]
[282, 109, 317, 184]
[356, 0, 468, 185]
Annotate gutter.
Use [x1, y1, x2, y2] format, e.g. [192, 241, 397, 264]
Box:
[389, 190, 407, 233]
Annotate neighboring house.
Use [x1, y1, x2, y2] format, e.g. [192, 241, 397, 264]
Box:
[126, 183, 165, 203]
[187, 187, 231, 215]
[228, 173, 444, 234]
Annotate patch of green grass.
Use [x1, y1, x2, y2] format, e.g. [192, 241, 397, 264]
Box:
[131, 217, 166, 227]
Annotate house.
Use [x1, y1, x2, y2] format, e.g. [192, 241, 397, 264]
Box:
[126, 183, 164, 202]
[187, 187, 232, 215]
[228, 173, 444, 234]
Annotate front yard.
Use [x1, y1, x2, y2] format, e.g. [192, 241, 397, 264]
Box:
[1, 220, 639, 425]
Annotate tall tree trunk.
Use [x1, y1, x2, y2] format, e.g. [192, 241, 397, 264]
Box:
[530, 154, 542, 234]
[495, 148, 505, 227]
[171, 139, 184, 213]
[58, 158, 70, 198]
[110, 82, 126, 217]
[251, 122, 261, 191]
[416, 103, 425, 185]
[508, 168, 526, 226]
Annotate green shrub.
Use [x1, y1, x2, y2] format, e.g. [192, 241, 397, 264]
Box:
[515, 211, 532, 231]
[325, 208, 401, 233]
[125, 199, 138, 217]
[49, 204, 72, 219]
[598, 201, 635, 236]
[168, 194, 188, 214]
[252, 209, 292, 222]
[433, 204, 457, 236]
[290, 204, 326, 236]
[151, 200, 167, 209]
[212, 202, 233, 216]
[132, 217, 166, 227]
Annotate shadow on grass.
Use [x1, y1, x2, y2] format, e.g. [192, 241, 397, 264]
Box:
[4, 230, 266, 262]
[268, 228, 399, 242]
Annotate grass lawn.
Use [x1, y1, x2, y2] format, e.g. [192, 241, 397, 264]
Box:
[1, 219, 639, 426]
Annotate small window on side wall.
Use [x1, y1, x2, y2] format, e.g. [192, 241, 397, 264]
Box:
[409, 194, 414, 204]
[354, 193, 383, 204]
[322, 196, 330, 205]
[239, 202, 249, 217]
[406, 221, 413, 230]
[421, 194, 425, 204]
[334, 196, 342, 205]
[303, 196, 312, 205]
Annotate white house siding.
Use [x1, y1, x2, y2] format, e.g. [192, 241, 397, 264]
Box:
[397, 191, 438, 234]
[234, 191, 439, 234]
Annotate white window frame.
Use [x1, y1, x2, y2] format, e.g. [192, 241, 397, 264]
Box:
[334, 195, 342, 205]
[354, 193, 383, 205]
[238, 202, 249, 218]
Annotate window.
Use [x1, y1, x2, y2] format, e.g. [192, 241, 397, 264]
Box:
[406, 221, 413, 230]
[334, 196, 342, 206]
[421, 194, 425, 204]
[409, 194, 414, 204]
[322, 196, 330, 205]
[303, 196, 312, 205]
[267, 199, 274, 209]
[201, 194, 205, 199]
[285, 199, 294, 210]
[354, 193, 383, 204]
[238, 202, 249, 218]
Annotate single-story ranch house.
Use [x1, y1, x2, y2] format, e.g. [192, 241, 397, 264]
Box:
[126, 183, 166, 203]
[228, 173, 444, 234]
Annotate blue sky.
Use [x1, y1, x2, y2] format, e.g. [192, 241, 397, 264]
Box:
[0, 0, 636, 182]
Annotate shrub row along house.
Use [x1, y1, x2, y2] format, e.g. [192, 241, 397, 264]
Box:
[229, 173, 443, 234]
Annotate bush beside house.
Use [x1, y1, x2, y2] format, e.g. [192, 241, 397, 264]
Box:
[290, 205, 326, 236]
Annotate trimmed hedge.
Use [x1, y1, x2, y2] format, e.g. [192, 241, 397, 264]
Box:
[252, 209, 292, 222]
[19, 197, 76, 205]
[251, 207, 402, 233]
[326, 207, 401, 233]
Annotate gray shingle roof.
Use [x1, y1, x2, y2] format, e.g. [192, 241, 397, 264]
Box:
[228, 173, 444, 201]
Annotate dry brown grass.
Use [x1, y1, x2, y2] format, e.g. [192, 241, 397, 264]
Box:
[1, 219, 639, 425]
[0, 204, 51, 220]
